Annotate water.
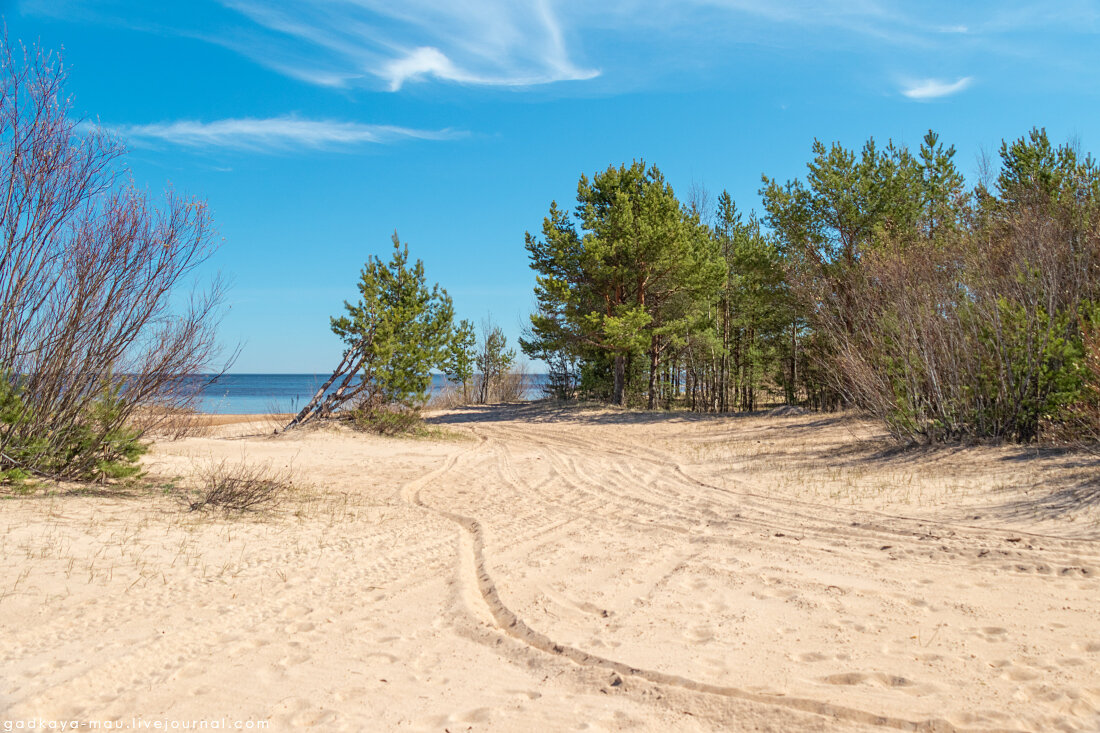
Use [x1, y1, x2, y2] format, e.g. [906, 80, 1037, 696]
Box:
[194, 374, 548, 414]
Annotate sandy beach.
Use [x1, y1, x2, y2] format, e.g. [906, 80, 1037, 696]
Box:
[2, 403, 1099, 732]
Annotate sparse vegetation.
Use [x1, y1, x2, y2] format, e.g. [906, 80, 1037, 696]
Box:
[351, 405, 425, 436]
[186, 458, 293, 513]
[130, 406, 211, 441]
[438, 317, 530, 406]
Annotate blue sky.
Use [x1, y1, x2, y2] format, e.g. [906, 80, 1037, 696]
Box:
[7, 1, 1100, 373]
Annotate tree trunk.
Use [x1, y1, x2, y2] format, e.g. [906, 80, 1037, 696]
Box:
[284, 351, 360, 430]
[613, 354, 625, 406]
[647, 336, 659, 410]
[721, 295, 731, 412]
[790, 321, 798, 405]
[746, 326, 755, 411]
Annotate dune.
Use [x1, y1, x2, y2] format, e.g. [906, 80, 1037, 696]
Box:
[2, 403, 1098, 731]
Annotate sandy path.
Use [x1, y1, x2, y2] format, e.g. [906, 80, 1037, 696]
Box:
[2, 404, 1098, 731]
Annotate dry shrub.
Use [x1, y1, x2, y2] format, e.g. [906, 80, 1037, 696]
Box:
[801, 197, 1100, 444]
[479, 361, 532, 403]
[429, 381, 469, 409]
[0, 39, 228, 481]
[187, 458, 293, 512]
[428, 364, 533, 409]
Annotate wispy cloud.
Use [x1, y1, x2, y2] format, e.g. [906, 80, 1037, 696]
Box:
[210, 0, 599, 91]
[25, 0, 1092, 100]
[640, 0, 938, 48]
[107, 116, 463, 151]
[901, 76, 973, 100]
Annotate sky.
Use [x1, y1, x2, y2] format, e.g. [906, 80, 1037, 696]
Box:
[6, 0, 1100, 373]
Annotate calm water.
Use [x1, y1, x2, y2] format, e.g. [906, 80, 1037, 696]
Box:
[194, 373, 547, 414]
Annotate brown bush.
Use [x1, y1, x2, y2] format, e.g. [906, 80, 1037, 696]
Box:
[187, 458, 293, 512]
[478, 361, 532, 403]
[130, 406, 210, 441]
[800, 199, 1100, 443]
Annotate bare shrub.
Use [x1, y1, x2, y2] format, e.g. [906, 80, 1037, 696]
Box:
[0, 38, 227, 480]
[430, 363, 532, 408]
[187, 459, 293, 512]
[429, 381, 469, 409]
[802, 198, 1100, 443]
[487, 361, 531, 403]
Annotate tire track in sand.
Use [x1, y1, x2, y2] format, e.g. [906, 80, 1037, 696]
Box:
[398, 423, 1025, 733]
[493, 421, 1100, 574]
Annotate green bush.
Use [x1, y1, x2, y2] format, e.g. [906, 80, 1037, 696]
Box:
[873, 300, 1098, 443]
[351, 406, 424, 436]
[1, 374, 146, 483]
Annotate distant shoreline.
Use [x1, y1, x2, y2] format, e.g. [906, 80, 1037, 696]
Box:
[193, 373, 549, 415]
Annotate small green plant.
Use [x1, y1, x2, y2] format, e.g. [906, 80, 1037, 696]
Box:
[352, 405, 424, 436]
[1, 374, 43, 484]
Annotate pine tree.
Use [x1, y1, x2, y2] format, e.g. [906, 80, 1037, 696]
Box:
[444, 319, 477, 403]
[331, 234, 454, 409]
[524, 161, 721, 407]
[475, 323, 516, 403]
[285, 234, 453, 428]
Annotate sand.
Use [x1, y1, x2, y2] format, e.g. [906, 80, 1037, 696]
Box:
[2, 403, 1099, 732]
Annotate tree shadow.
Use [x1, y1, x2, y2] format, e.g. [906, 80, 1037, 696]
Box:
[426, 400, 855, 429]
[2, 485, 146, 501]
[427, 401, 1100, 531]
[981, 476, 1100, 533]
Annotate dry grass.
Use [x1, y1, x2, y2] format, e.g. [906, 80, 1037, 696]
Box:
[429, 382, 470, 409]
[131, 405, 211, 440]
[185, 458, 295, 513]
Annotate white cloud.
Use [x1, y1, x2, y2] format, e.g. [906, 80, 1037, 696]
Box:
[212, 0, 599, 91]
[378, 45, 598, 91]
[108, 116, 463, 151]
[901, 76, 973, 100]
[381, 47, 462, 91]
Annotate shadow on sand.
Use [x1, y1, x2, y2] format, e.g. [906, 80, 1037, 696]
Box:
[427, 400, 1100, 531]
[427, 399, 855, 429]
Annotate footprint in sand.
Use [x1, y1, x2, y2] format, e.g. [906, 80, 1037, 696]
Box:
[820, 672, 867, 686]
[1001, 665, 1040, 682]
[820, 672, 914, 688]
[686, 623, 716, 644]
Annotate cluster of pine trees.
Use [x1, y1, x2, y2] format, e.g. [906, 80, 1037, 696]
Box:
[521, 162, 801, 412]
[521, 129, 1100, 444]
